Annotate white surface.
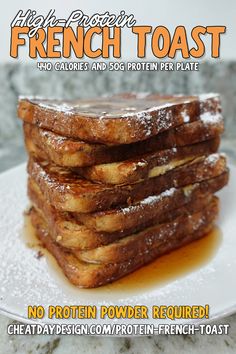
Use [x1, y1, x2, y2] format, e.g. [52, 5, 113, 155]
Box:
[2, 0, 236, 62]
[0, 163, 236, 325]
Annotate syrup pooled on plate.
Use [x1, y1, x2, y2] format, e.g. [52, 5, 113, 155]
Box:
[104, 227, 222, 293]
[22, 214, 222, 294]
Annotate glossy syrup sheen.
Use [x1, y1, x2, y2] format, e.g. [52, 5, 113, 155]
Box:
[22, 215, 222, 294]
[104, 227, 222, 293]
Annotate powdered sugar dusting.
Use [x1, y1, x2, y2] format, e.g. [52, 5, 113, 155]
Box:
[205, 153, 221, 165]
[137, 161, 147, 167]
[38, 102, 75, 114]
[159, 187, 176, 198]
[200, 111, 222, 125]
[136, 111, 152, 136]
[122, 102, 182, 119]
[121, 187, 176, 215]
[198, 93, 219, 100]
[19, 95, 49, 101]
[181, 110, 190, 123]
[122, 105, 175, 136]
[19, 96, 76, 114]
[156, 109, 173, 132]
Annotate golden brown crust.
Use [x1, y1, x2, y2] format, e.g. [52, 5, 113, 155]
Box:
[28, 176, 222, 250]
[30, 207, 214, 288]
[27, 154, 227, 213]
[77, 197, 219, 264]
[76, 171, 229, 232]
[28, 182, 122, 249]
[18, 93, 222, 144]
[23, 118, 224, 167]
[28, 179, 163, 250]
[74, 138, 220, 184]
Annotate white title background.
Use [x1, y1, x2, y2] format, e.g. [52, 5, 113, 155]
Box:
[2, 0, 236, 62]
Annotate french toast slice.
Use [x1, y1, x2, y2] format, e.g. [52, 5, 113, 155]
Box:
[30, 207, 215, 288]
[18, 93, 222, 144]
[74, 138, 220, 184]
[76, 197, 219, 264]
[28, 176, 221, 250]
[27, 180, 149, 250]
[75, 171, 229, 232]
[28, 154, 227, 213]
[23, 118, 224, 167]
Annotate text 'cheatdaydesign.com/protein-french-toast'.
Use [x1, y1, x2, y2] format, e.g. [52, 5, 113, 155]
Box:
[17, 92, 229, 288]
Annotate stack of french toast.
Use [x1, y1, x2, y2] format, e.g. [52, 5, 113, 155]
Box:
[17, 93, 229, 288]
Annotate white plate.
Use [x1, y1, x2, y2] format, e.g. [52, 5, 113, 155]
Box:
[0, 163, 235, 325]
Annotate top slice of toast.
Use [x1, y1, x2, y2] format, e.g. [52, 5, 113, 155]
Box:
[18, 93, 222, 144]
